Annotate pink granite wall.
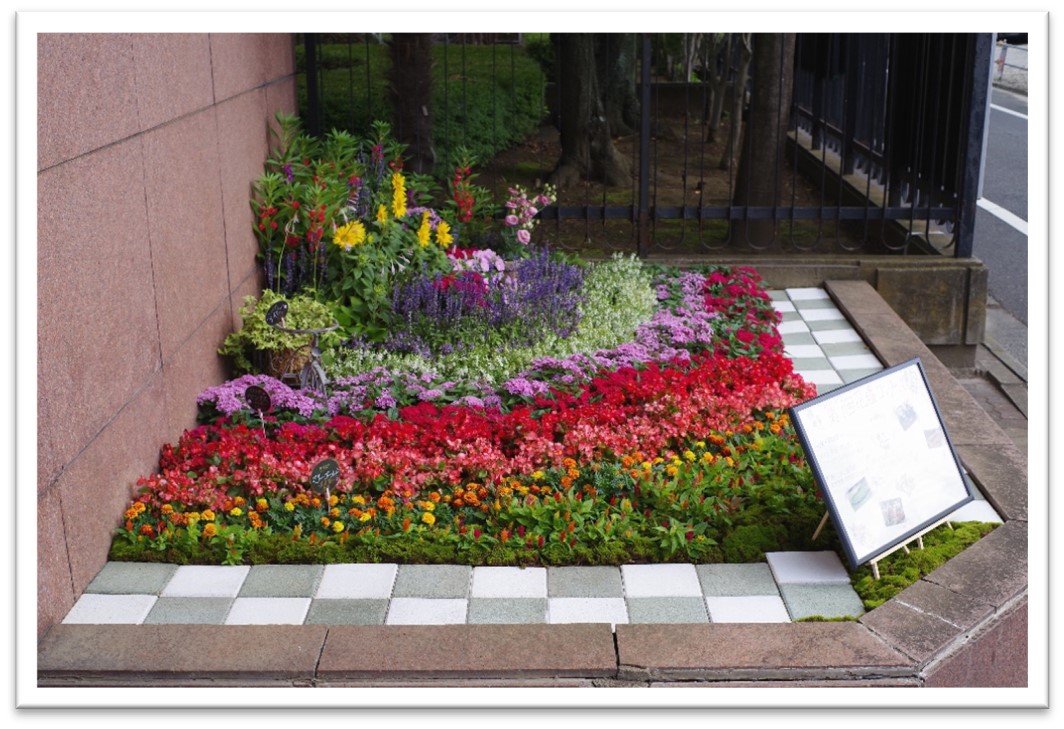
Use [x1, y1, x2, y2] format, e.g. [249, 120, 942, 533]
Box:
[37, 33, 297, 637]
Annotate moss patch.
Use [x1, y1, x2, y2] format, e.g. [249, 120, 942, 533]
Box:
[850, 521, 999, 610]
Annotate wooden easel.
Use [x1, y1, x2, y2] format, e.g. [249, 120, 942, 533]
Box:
[812, 511, 954, 580]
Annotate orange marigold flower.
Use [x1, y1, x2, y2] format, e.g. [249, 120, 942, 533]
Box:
[161, 504, 174, 514]
[621, 456, 635, 468]
[256, 498, 269, 513]
[201, 509, 216, 522]
[428, 491, 441, 503]
[562, 458, 577, 470]
[234, 496, 246, 507]
[320, 517, 331, 527]
[202, 523, 217, 539]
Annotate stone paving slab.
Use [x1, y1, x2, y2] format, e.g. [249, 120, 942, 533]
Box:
[85, 562, 177, 594]
[778, 584, 866, 621]
[144, 597, 233, 625]
[621, 563, 701, 597]
[239, 565, 322, 597]
[627, 597, 709, 624]
[548, 566, 623, 597]
[317, 624, 617, 681]
[615, 623, 912, 682]
[467, 598, 547, 624]
[39, 624, 328, 685]
[696, 563, 779, 596]
[305, 599, 388, 625]
[704, 595, 791, 623]
[766, 551, 852, 585]
[316, 563, 397, 599]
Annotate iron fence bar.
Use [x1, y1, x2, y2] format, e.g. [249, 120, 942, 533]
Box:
[304, 33, 322, 137]
[637, 33, 651, 257]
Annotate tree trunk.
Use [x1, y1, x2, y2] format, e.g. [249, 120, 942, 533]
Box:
[549, 34, 632, 188]
[596, 34, 640, 137]
[731, 33, 796, 247]
[388, 34, 435, 174]
[705, 33, 731, 144]
[719, 33, 752, 170]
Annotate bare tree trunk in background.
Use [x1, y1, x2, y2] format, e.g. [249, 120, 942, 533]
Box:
[719, 33, 752, 170]
[388, 33, 435, 174]
[732, 33, 797, 247]
[596, 34, 640, 137]
[550, 34, 633, 188]
[705, 33, 731, 144]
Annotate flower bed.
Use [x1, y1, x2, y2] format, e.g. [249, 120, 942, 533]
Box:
[111, 260, 841, 567]
[111, 114, 841, 568]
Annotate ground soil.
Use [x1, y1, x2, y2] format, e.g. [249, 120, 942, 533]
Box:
[478, 117, 871, 257]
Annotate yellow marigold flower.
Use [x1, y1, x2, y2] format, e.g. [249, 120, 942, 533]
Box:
[695, 440, 706, 448]
[186, 512, 201, 524]
[665, 465, 679, 477]
[391, 172, 407, 218]
[284, 501, 295, 512]
[256, 498, 269, 512]
[328, 494, 339, 507]
[229, 507, 243, 517]
[332, 520, 345, 533]
[376, 204, 388, 223]
[421, 512, 436, 526]
[684, 450, 696, 462]
[330, 507, 341, 518]
[202, 509, 216, 522]
[333, 220, 367, 250]
[234, 496, 246, 507]
[161, 504, 174, 514]
[531, 470, 544, 481]
[435, 219, 453, 247]
[202, 523, 217, 539]
[416, 211, 431, 247]
[642, 461, 652, 471]
[702, 452, 715, 464]
[726, 456, 735, 468]
[420, 500, 435, 512]
[653, 457, 664, 465]
[352, 495, 366, 506]
[359, 511, 373, 522]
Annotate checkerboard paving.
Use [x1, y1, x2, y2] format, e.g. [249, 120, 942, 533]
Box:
[69, 557, 872, 629]
[64, 289, 1001, 631]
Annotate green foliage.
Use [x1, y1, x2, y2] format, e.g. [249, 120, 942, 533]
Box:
[295, 42, 547, 175]
[218, 290, 341, 375]
[850, 521, 1000, 610]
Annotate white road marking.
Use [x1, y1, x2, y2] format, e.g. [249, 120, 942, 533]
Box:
[990, 103, 1028, 121]
[977, 197, 1028, 235]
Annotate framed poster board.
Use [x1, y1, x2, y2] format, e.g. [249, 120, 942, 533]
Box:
[788, 357, 972, 569]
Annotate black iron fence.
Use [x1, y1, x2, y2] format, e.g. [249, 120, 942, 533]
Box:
[299, 32, 992, 258]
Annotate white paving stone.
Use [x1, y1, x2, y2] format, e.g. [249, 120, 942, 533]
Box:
[772, 300, 796, 313]
[795, 369, 843, 386]
[471, 566, 548, 598]
[813, 328, 864, 345]
[161, 565, 250, 598]
[799, 307, 846, 322]
[766, 551, 851, 585]
[786, 287, 831, 301]
[947, 500, 1003, 524]
[548, 598, 628, 627]
[386, 598, 468, 625]
[316, 563, 397, 599]
[828, 353, 883, 370]
[705, 595, 791, 623]
[62, 594, 157, 624]
[225, 597, 310, 625]
[784, 343, 828, 359]
[621, 564, 702, 597]
[777, 319, 811, 335]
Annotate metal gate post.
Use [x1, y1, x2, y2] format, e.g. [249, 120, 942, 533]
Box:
[956, 33, 993, 259]
[304, 33, 322, 137]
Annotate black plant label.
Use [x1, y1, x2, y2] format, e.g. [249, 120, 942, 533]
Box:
[265, 300, 288, 326]
[310, 458, 341, 494]
[245, 385, 271, 413]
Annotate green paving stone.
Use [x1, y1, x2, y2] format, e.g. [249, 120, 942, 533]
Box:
[816, 383, 844, 394]
[820, 342, 874, 357]
[548, 566, 623, 597]
[780, 332, 816, 346]
[305, 599, 388, 624]
[778, 583, 866, 621]
[792, 298, 840, 310]
[467, 598, 547, 624]
[238, 565, 324, 597]
[85, 562, 178, 595]
[768, 290, 790, 301]
[806, 319, 854, 331]
[143, 597, 233, 624]
[779, 311, 802, 322]
[790, 357, 833, 371]
[696, 563, 780, 596]
[626, 597, 709, 624]
[839, 367, 885, 384]
[393, 564, 471, 598]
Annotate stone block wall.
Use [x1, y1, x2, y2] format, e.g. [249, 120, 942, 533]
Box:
[36, 33, 297, 637]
